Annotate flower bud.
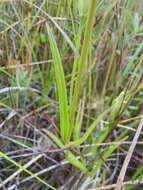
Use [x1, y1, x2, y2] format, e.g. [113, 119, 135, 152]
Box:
[78, 0, 92, 17]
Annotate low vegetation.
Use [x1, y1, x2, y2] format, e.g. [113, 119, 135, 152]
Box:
[0, 0, 143, 189]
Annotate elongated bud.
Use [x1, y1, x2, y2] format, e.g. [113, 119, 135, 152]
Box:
[78, 0, 92, 17]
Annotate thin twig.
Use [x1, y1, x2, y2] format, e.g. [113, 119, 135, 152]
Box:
[88, 179, 143, 190]
[0, 154, 43, 188]
[115, 118, 143, 190]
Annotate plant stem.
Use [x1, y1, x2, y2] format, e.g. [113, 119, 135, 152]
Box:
[69, 0, 97, 140]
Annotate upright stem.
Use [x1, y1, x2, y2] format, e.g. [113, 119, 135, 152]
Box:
[27, 0, 33, 29]
[69, 0, 97, 140]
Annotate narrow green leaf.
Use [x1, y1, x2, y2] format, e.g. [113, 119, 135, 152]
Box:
[133, 12, 140, 32]
[70, 0, 97, 139]
[47, 26, 70, 143]
[66, 108, 110, 147]
[42, 129, 88, 174]
[0, 151, 56, 190]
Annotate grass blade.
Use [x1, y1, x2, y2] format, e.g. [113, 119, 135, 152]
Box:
[0, 151, 56, 190]
[69, 0, 97, 139]
[46, 24, 70, 143]
[42, 129, 88, 174]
